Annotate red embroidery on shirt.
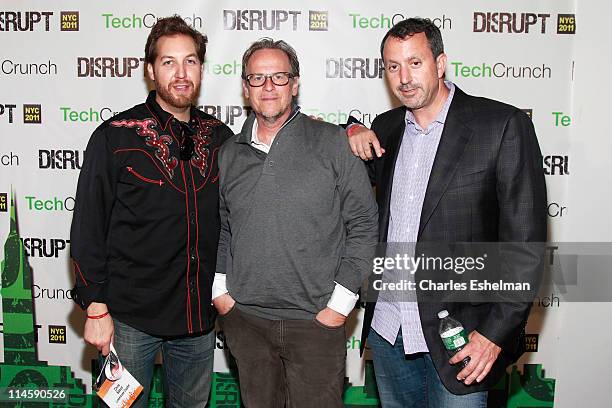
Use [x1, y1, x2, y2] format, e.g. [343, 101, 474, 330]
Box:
[111, 118, 178, 177]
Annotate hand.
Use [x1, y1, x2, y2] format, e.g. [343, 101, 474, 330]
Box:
[315, 307, 347, 328]
[213, 293, 236, 316]
[450, 330, 502, 385]
[347, 125, 385, 160]
[84, 302, 114, 356]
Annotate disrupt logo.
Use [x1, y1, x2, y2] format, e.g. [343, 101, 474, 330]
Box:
[451, 61, 552, 79]
[349, 13, 452, 30]
[0, 11, 53, 31]
[542, 155, 569, 176]
[0, 103, 16, 123]
[1, 59, 58, 76]
[77, 57, 145, 78]
[48, 325, 67, 344]
[0, 192, 7, 212]
[326, 57, 384, 79]
[22, 237, 70, 258]
[223, 9, 301, 30]
[473, 12, 576, 34]
[32, 284, 73, 300]
[61, 106, 120, 122]
[199, 105, 252, 126]
[524, 334, 539, 352]
[102, 13, 203, 29]
[1, 152, 19, 167]
[60, 11, 78, 31]
[25, 195, 75, 212]
[39, 149, 84, 169]
[309, 10, 328, 31]
[23, 104, 42, 124]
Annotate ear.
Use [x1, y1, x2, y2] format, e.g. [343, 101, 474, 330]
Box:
[436, 53, 447, 79]
[146, 63, 155, 82]
[242, 80, 250, 99]
[290, 76, 299, 97]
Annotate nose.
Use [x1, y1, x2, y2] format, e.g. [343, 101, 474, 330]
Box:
[175, 62, 186, 79]
[399, 65, 412, 85]
[262, 76, 275, 91]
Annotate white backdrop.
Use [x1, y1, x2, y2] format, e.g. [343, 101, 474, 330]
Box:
[1, 0, 609, 406]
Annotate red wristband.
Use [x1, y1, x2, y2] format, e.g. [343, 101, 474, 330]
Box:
[347, 124, 363, 137]
[87, 311, 109, 319]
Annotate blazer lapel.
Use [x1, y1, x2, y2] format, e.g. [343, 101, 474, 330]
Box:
[418, 91, 473, 239]
[379, 114, 406, 240]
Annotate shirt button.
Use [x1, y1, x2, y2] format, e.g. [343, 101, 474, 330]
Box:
[190, 212, 196, 224]
[269, 161, 274, 167]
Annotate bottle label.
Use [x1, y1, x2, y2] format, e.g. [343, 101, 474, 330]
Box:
[440, 327, 468, 350]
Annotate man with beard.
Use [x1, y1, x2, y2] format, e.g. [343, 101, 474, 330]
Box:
[70, 16, 233, 407]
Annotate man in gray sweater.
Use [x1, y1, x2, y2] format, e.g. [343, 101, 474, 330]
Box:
[212, 38, 378, 407]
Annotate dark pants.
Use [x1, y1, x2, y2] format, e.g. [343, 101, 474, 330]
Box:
[220, 307, 346, 408]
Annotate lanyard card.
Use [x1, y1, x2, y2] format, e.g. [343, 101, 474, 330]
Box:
[95, 344, 143, 408]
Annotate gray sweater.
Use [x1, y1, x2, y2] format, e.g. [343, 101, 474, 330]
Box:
[216, 110, 378, 320]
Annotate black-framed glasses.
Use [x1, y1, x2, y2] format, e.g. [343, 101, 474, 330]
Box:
[178, 121, 195, 161]
[245, 72, 295, 87]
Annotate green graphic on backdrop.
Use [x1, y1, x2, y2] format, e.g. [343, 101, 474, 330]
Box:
[0, 192, 94, 407]
[0, 193, 555, 407]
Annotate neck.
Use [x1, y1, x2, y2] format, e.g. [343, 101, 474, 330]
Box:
[412, 81, 450, 129]
[155, 94, 190, 122]
[255, 109, 293, 145]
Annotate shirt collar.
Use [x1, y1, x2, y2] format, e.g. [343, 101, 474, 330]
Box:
[145, 90, 199, 131]
[405, 81, 455, 132]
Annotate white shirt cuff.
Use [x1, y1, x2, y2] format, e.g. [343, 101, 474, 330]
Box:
[212, 273, 229, 300]
[327, 282, 359, 317]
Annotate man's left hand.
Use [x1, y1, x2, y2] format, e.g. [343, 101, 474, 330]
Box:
[450, 330, 501, 385]
[315, 307, 346, 328]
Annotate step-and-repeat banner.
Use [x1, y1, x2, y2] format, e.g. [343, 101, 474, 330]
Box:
[2, 1, 606, 407]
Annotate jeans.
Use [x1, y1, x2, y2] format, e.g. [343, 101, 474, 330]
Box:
[367, 329, 487, 408]
[112, 318, 215, 408]
[220, 306, 346, 408]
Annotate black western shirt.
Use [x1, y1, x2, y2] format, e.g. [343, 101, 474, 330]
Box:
[70, 91, 233, 336]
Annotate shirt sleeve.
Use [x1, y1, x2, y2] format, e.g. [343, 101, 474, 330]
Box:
[69, 125, 118, 309]
[326, 282, 359, 316]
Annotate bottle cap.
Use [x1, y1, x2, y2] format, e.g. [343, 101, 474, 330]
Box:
[438, 310, 449, 319]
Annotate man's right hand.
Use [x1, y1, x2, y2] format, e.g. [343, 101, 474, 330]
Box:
[348, 125, 385, 160]
[213, 293, 236, 316]
[84, 302, 114, 356]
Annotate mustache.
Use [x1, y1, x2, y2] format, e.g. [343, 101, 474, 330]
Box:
[397, 84, 420, 92]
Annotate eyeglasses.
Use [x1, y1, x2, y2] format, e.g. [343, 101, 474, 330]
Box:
[245, 72, 295, 87]
[178, 121, 195, 161]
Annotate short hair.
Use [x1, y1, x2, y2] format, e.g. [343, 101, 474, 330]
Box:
[241, 38, 300, 79]
[144, 15, 207, 64]
[380, 18, 444, 60]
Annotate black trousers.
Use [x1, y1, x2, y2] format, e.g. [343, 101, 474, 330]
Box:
[220, 306, 346, 408]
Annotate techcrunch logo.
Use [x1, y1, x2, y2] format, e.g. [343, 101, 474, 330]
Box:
[349, 13, 452, 30]
[102, 13, 203, 29]
[203, 59, 240, 76]
[450, 62, 552, 79]
[25, 195, 75, 212]
[1, 59, 57, 76]
[32, 284, 73, 300]
[60, 106, 120, 122]
[77, 57, 145, 78]
[473, 12, 576, 34]
[0, 11, 79, 31]
[1, 152, 19, 167]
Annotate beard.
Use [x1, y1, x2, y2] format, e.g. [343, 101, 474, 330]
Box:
[156, 80, 200, 110]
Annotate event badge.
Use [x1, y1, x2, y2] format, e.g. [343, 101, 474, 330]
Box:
[94, 343, 143, 408]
